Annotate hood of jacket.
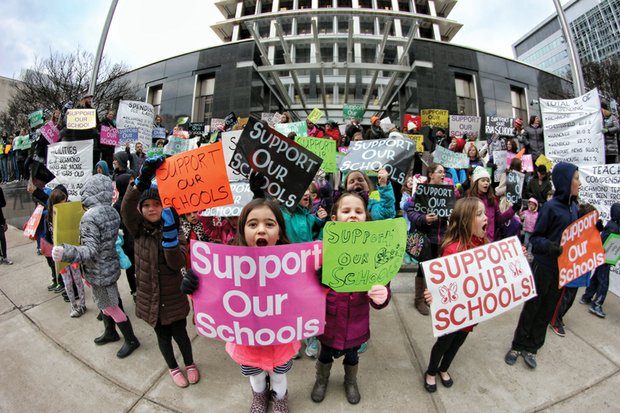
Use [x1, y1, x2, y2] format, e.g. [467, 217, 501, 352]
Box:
[611, 203, 620, 223]
[81, 174, 113, 209]
[551, 162, 578, 204]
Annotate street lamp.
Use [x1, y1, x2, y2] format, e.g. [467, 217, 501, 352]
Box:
[88, 0, 119, 96]
[552, 0, 586, 96]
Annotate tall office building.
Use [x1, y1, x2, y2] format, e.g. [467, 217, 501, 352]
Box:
[513, 0, 620, 78]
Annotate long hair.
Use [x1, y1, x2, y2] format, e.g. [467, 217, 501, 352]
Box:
[441, 197, 487, 253]
[344, 170, 375, 193]
[330, 191, 372, 222]
[233, 198, 290, 246]
[426, 162, 443, 181]
[470, 177, 496, 207]
[46, 187, 68, 227]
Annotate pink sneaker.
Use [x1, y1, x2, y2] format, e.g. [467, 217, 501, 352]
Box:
[186, 364, 200, 384]
[169, 367, 189, 388]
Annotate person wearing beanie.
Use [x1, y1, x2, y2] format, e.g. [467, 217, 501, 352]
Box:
[466, 166, 517, 241]
[365, 116, 386, 140]
[121, 156, 200, 388]
[526, 164, 552, 207]
[506, 162, 580, 370]
[344, 119, 363, 147]
[51, 174, 140, 358]
[407, 121, 417, 133]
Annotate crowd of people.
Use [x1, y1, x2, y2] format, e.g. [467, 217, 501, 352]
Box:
[4, 94, 618, 412]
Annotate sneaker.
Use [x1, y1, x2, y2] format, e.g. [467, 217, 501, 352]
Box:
[590, 305, 606, 318]
[36, 248, 41, 256]
[186, 364, 200, 384]
[504, 349, 521, 365]
[357, 342, 368, 354]
[53, 284, 65, 293]
[169, 367, 189, 388]
[47, 282, 58, 292]
[305, 337, 319, 358]
[523, 352, 537, 369]
[579, 296, 592, 305]
[549, 323, 565, 337]
[70, 306, 82, 318]
[3, 258, 13, 265]
[62, 293, 70, 303]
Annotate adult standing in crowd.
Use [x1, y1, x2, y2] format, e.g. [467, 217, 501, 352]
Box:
[98, 110, 116, 170]
[344, 119, 363, 147]
[127, 142, 146, 178]
[601, 100, 619, 164]
[365, 116, 386, 140]
[526, 164, 552, 207]
[523, 115, 544, 162]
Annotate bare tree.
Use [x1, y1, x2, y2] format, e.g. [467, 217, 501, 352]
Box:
[582, 57, 620, 103]
[1, 49, 138, 131]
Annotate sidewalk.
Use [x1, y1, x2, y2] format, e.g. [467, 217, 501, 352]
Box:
[0, 226, 618, 412]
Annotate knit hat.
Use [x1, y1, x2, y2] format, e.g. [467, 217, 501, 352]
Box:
[138, 187, 161, 210]
[536, 164, 547, 174]
[371, 116, 380, 125]
[407, 121, 416, 131]
[528, 197, 538, 207]
[514, 118, 523, 127]
[472, 166, 491, 183]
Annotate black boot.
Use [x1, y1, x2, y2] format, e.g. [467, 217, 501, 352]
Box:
[343, 364, 360, 404]
[115, 319, 140, 358]
[311, 361, 332, 402]
[94, 315, 120, 345]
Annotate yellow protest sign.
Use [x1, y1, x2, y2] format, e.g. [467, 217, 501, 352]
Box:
[307, 108, 324, 124]
[404, 134, 425, 152]
[535, 154, 554, 173]
[421, 109, 449, 128]
[66, 109, 96, 130]
[53, 201, 84, 272]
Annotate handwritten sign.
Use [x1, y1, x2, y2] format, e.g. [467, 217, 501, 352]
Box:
[40, 121, 60, 144]
[541, 88, 604, 165]
[307, 108, 324, 124]
[412, 184, 456, 218]
[53, 201, 84, 273]
[403, 114, 422, 131]
[156, 142, 233, 215]
[322, 219, 407, 292]
[210, 118, 225, 132]
[493, 150, 508, 182]
[558, 210, 605, 288]
[100, 125, 119, 146]
[604, 234, 620, 265]
[343, 104, 364, 120]
[578, 164, 620, 221]
[116, 100, 154, 151]
[485, 116, 514, 136]
[449, 115, 481, 139]
[294, 136, 337, 173]
[224, 112, 238, 131]
[118, 128, 139, 145]
[506, 171, 525, 205]
[28, 110, 44, 128]
[521, 154, 534, 172]
[201, 181, 253, 217]
[23, 205, 44, 239]
[422, 236, 536, 337]
[13, 135, 32, 150]
[190, 240, 326, 345]
[535, 154, 554, 174]
[421, 109, 449, 128]
[229, 118, 322, 209]
[66, 109, 96, 130]
[340, 137, 415, 184]
[275, 121, 308, 138]
[46, 140, 93, 201]
[404, 134, 425, 152]
[220, 130, 245, 182]
[432, 145, 469, 169]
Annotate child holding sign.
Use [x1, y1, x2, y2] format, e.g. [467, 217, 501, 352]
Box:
[311, 192, 391, 405]
[423, 197, 487, 393]
[344, 169, 396, 221]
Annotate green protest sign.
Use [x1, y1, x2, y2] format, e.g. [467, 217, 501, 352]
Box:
[275, 121, 308, 137]
[322, 219, 407, 292]
[28, 110, 44, 128]
[13, 135, 32, 150]
[343, 104, 364, 120]
[147, 148, 165, 157]
[603, 233, 620, 265]
[295, 136, 337, 173]
[307, 108, 324, 124]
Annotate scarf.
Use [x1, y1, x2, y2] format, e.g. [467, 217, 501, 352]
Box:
[181, 219, 209, 242]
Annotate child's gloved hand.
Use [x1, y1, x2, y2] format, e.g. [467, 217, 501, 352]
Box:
[368, 284, 388, 305]
[423, 288, 433, 306]
[136, 156, 165, 191]
[51, 246, 64, 262]
[180, 268, 199, 295]
[249, 171, 266, 199]
[161, 208, 180, 248]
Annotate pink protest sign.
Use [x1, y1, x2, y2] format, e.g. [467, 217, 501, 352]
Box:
[190, 240, 327, 345]
[521, 154, 534, 172]
[100, 125, 119, 146]
[40, 121, 60, 144]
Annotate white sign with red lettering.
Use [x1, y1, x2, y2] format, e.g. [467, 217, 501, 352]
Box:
[421, 236, 536, 337]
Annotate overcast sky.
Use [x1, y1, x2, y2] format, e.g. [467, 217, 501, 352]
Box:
[0, 0, 567, 79]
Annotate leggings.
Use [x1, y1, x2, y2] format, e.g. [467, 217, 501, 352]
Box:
[154, 318, 193, 369]
[0, 227, 6, 257]
[60, 264, 85, 308]
[102, 306, 128, 323]
[426, 330, 469, 375]
[318, 343, 359, 366]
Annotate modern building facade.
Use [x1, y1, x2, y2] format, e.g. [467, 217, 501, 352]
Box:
[121, 0, 573, 130]
[513, 0, 620, 78]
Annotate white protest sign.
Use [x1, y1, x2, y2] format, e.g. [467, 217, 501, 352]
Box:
[432, 145, 469, 169]
[380, 117, 395, 133]
[220, 130, 245, 181]
[421, 236, 536, 337]
[116, 100, 154, 151]
[450, 115, 481, 139]
[604, 234, 620, 265]
[541, 88, 604, 165]
[609, 265, 620, 298]
[163, 136, 199, 156]
[578, 164, 620, 222]
[493, 150, 507, 182]
[201, 181, 253, 217]
[46, 140, 93, 201]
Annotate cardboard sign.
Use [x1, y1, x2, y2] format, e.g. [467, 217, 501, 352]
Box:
[493, 150, 507, 182]
[220, 130, 245, 181]
[116, 100, 154, 151]
[156, 142, 233, 215]
[163, 136, 199, 156]
[506, 171, 525, 205]
[403, 114, 422, 131]
[66, 109, 96, 130]
[541, 88, 604, 165]
[603, 234, 620, 265]
[118, 128, 139, 145]
[147, 148, 165, 158]
[379, 117, 396, 133]
[449, 115, 481, 139]
[53, 201, 84, 273]
[521, 154, 534, 172]
[46, 140, 93, 201]
[28, 110, 44, 128]
[275, 121, 308, 138]
[485, 116, 514, 136]
[13, 135, 32, 150]
[535, 154, 554, 174]
[295, 136, 337, 173]
[210, 118, 225, 132]
[190, 240, 326, 345]
[343, 104, 365, 120]
[404, 134, 425, 152]
[23, 205, 44, 239]
[202, 181, 253, 217]
[228, 118, 322, 209]
[558, 211, 605, 288]
[307, 108, 324, 124]
[578, 164, 620, 222]
[152, 127, 166, 140]
[224, 112, 238, 131]
[100, 125, 119, 146]
[432, 145, 469, 169]
[322, 219, 407, 292]
[422, 236, 536, 337]
[40, 121, 60, 144]
[190, 122, 205, 135]
[421, 109, 449, 128]
[412, 184, 456, 218]
[172, 129, 190, 139]
[340, 137, 415, 185]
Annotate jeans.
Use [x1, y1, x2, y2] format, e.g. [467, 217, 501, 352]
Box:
[10, 153, 19, 181]
[582, 264, 610, 306]
[0, 157, 7, 182]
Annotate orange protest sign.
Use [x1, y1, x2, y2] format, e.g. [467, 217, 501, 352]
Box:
[156, 142, 233, 215]
[23, 205, 44, 239]
[516, 148, 526, 159]
[558, 210, 605, 288]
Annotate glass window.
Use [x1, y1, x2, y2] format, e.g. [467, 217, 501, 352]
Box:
[194, 76, 215, 124]
[511, 86, 527, 121]
[147, 85, 162, 116]
[455, 74, 477, 116]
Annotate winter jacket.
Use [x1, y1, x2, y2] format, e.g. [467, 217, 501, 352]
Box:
[319, 284, 391, 350]
[364, 125, 386, 140]
[324, 128, 341, 143]
[407, 194, 448, 247]
[523, 125, 544, 161]
[526, 176, 552, 206]
[62, 174, 121, 287]
[95, 160, 110, 176]
[121, 186, 189, 327]
[530, 162, 579, 271]
[520, 209, 539, 233]
[470, 192, 514, 242]
[603, 113, 620, 157]
[281, 205, 325, 244]
[126, 147, 146, 177]
[601, 203, 620, 243]
[369, 182, 396, 220]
